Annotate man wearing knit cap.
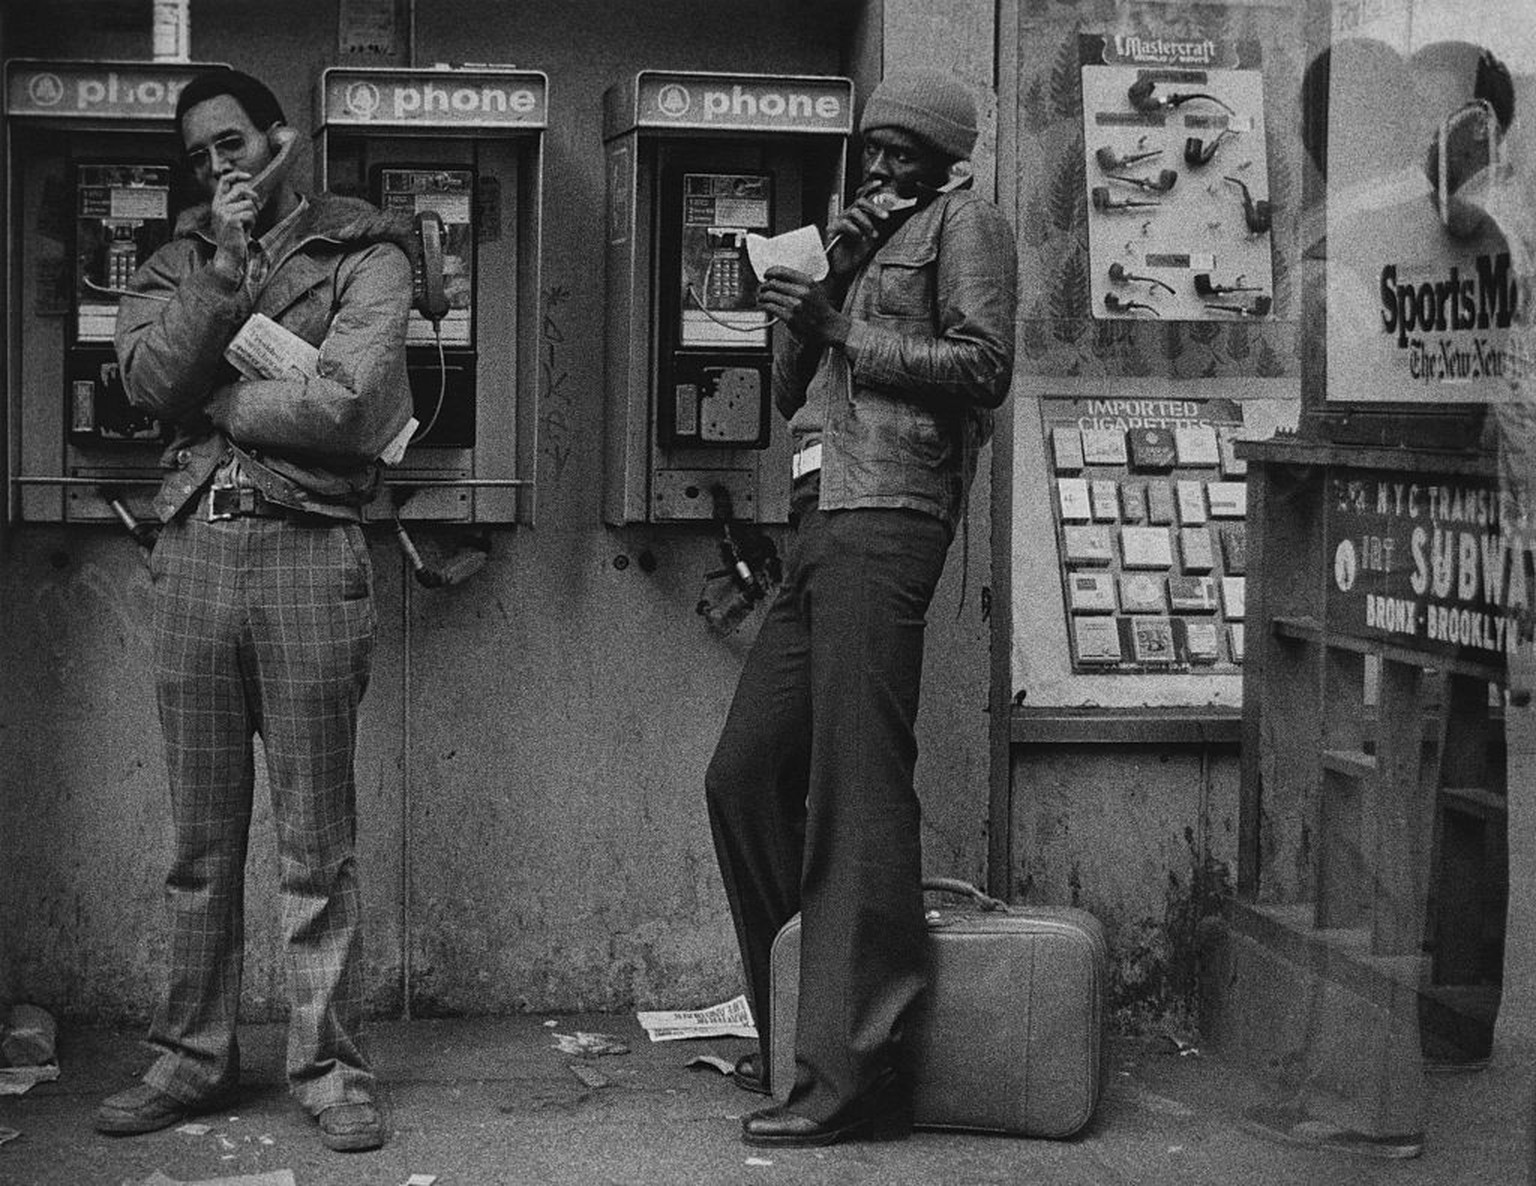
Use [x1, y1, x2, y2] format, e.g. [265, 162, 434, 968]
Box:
[706, 69, 1017, 1147]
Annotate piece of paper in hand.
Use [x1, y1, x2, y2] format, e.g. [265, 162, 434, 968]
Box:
[225, 313, 320, 381]
[745, 225, 829, 283]
[379, 416, 419, 466]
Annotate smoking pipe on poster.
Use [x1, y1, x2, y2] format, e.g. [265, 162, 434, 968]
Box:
[1193, 273, 1262, 297]
[1095, 144, 1162, 172]
[1092, 185, 1161, 213]
[1224, 176, 1272, 234]
[1184, 127, 1238, 167]
[1104, 292, 1161, 316]
[1128, 77, 1235, 115]
[1108, 262, 1176, 295]
[1107, 168, 1179, 193]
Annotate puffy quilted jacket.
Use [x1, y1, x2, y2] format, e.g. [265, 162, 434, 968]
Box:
[116, 191, 415, 522]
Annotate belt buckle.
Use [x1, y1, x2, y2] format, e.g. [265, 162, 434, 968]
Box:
[208, 485, 257, 521]
[792, 443, 823, 481]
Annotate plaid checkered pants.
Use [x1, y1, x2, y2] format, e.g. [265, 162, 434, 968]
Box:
[143, 513, 377, 1113]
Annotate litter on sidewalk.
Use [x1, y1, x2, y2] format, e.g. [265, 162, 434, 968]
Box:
[636, 995, 757, 1042]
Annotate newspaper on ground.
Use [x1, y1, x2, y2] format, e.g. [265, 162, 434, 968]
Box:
[636, 994, 757, 1042]
[0, 1064, 59, 1096]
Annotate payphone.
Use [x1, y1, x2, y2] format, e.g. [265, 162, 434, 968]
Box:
[602, 71, 853, 525]
[314, 65, 546, 524]
[5, 59, 224, 524]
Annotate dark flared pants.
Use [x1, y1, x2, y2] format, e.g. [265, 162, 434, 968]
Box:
[706, 482, 951, 1122]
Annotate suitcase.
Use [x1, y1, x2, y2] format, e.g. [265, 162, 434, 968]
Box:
[768, 877, 1107, 1138]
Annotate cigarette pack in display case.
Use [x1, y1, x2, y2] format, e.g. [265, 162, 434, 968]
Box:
[1176, 480, 1207, 525]
[1073, 617, 1124, 663]
[1174, 424, 1220, 467]
[1180, 620, 1221, 662]
[1221, 576, 1246, 619]
[1068, 572, 1117, 612]
[1178, 527, 1215, 572]
[1119, 482, 1146, 522]
[1207, 482, 1248, 518]
[1127, 427, 1177, 471]
[1090, 480, 1121, 522]
[1146, 481, 1176, 525]
[1119, 573, 1167, 614]
[1052, 426, 1085, 472]
[1119, 526, 1174, 569]
[1081, 427, 1129, 466]
[1058, 478, 1092, 521]
[1168, 575, 1219, 612]
[1063, 525, 1115, 565]
[1130, 618, 1176, 665]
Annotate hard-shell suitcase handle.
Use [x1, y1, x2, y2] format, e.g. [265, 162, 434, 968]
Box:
[923, 877, 1009, 913]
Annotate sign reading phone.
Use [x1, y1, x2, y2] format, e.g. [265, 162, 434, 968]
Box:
[318, 67, 548, 130]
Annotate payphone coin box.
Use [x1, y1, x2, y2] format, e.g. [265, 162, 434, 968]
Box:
[6, 58, 228, 524]
[601, 70, 853, 525]
[314, 66, 547, 524]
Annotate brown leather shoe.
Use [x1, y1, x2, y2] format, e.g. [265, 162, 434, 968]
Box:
[732, 1051, 771, 1096]
[317, 1100, 386, 1152]
[94, 1083, 228, 1136]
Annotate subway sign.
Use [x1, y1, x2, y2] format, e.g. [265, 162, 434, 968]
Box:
[318, 67, 547, 130]
[615, 71, 853, 135]
[4, 59, 227, 121]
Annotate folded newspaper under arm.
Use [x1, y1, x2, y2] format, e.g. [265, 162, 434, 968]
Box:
[224, 312, 417, 465]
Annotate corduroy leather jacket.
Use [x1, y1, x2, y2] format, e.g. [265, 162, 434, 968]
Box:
[116, 191, 415, 523]
[777, 185, 1018, 531]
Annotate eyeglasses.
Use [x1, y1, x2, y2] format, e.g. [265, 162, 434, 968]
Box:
[184, 132, 250, 173]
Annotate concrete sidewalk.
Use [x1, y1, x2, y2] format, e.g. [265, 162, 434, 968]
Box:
[0, 1013, 1527, 1185]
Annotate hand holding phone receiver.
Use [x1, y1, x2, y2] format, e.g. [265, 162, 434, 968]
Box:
[827, 168, 971, 257]
[248, 124, 299, 213]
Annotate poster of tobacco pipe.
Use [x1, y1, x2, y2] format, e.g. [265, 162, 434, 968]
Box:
[1079, 34, 1274, 322]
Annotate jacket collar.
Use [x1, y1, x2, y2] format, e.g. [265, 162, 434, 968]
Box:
[175, 189, 414, 256]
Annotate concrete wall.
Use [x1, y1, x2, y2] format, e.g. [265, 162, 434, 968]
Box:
[1010, 745, 1240, 1032]
[0, 0, 1000, 1022]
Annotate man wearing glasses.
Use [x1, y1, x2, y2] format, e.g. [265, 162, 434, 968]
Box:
[94, 67, 413, 1153]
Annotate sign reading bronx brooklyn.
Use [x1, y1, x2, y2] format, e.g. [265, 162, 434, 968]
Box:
[1326, 467, 1536, 663]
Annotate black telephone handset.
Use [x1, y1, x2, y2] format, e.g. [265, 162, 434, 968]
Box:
[411, 210, 450, 325]
[827, 170, 971, 260]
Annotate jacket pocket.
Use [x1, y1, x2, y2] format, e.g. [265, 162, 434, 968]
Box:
[896, 401, 951, 466]
[874, 244, 937, 320]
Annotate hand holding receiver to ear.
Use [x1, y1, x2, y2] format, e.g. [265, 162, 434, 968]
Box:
[249, 124, 299, 212]
[210, 125, 299, 284]
[824, 169, 970, 276]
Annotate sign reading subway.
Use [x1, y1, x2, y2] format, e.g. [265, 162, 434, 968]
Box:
[1326, 466, 1534, 663]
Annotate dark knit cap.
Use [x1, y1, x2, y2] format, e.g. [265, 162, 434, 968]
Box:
[859, 69, 979, 159]
[175, 68, 286, 132]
